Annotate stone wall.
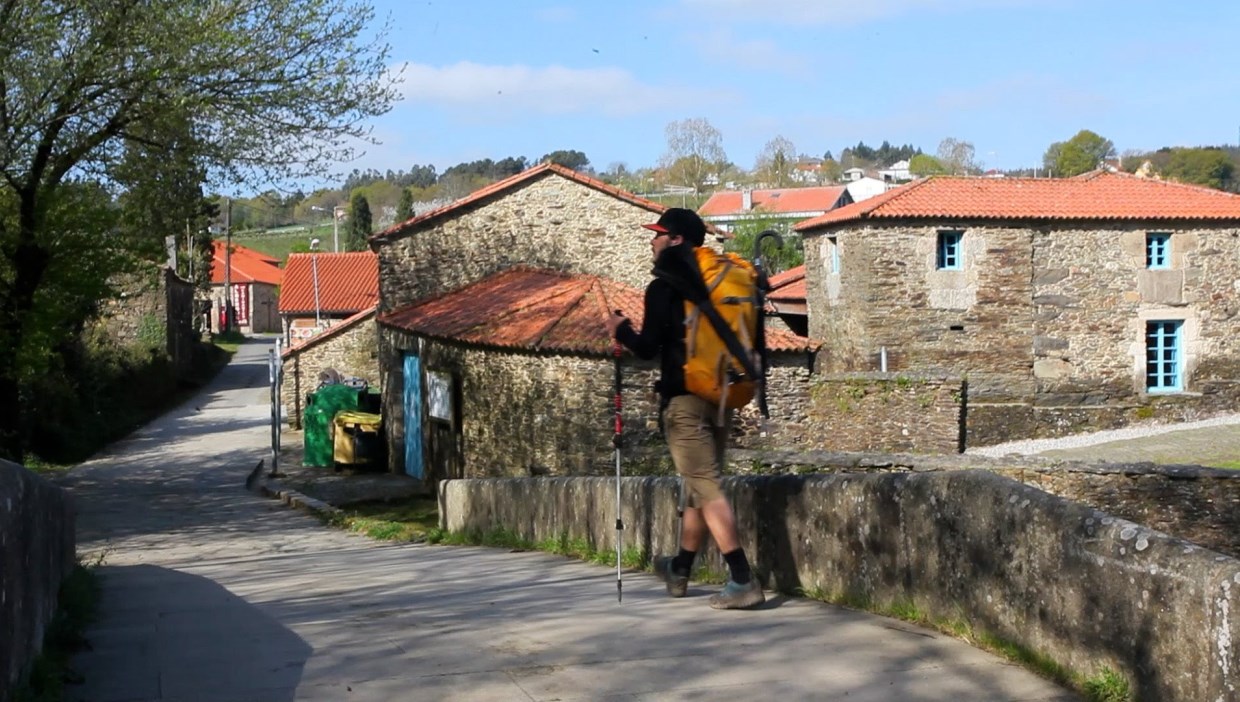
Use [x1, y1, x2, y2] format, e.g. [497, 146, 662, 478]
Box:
[377, 172, 662, 313]
[803, 221, 1240, 445]
[282, 316, 379, 429]
[380, 329, 822, 480]
[95, 267, 198, 380]
[1, 461, 75, 699]
[440, 472, 1240, 702]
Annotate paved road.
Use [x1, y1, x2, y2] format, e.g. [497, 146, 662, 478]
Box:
[60, 340, 1075, 701]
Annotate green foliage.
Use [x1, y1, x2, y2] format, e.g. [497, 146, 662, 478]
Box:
[540, 149, 590, 171]
[346, 193, 372, 251]
[1164, 147, 1234, 190]
[724, 214, 805, 274]
[1044, 130, 1116, 177]
[909, 153, 948, 177]
[136, 315, 166, 353]
[334, 497, 441, 542]
[395, 188, 414, 222]
[1083, 669, 1132, 702]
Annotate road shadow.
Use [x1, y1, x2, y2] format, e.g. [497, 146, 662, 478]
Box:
[68, 564, 312, 702]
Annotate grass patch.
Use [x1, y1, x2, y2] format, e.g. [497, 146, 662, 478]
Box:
[794, 588, 1132, 702]
[11, 564, 101, 702]
[1209, 460, 1240, 470]
[211, 330, 247, 354]
[331, 497, 441, 542]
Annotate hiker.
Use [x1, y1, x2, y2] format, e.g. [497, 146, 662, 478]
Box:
[605, 207, 765, 610]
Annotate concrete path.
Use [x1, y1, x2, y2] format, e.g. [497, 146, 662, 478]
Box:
[60, 340, 1076, 701]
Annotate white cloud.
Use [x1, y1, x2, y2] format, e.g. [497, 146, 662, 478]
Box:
[688, 28, 809, 76]
[391, 62, 728, 116]
[681, 0, 1040, 26]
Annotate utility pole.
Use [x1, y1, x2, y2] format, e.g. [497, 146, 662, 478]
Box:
[223, 197, 232, 334]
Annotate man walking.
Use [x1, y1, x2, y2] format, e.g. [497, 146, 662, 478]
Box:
[606, 208, 764, 610]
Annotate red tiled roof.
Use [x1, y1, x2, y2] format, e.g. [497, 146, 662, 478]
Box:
[278, 251, 378, 314]
[700, 187, 849, 217]
[282, 305, 376, 358]
[210, 241, 283, 286]
[372, 163, 672, 244]
[378, 267, 818, 355]
[796, 170, 1240, 230]
[767, 265, 806, 303]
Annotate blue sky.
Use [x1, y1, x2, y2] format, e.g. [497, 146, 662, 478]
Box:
[340, 0, 1240, 180]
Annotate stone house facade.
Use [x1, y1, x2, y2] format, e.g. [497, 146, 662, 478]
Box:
[369, 164, 819, 485]
[376, 267, 819, 487]
[280, 307, 379, 429]
[795, 171, 1240, 445]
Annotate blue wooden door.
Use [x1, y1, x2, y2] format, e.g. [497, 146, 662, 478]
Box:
[403, 353, 424, 479]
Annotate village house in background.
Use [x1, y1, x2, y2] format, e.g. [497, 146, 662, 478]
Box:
[278, 251, 378, 343]
[795, 170, 1240, 445]
[698, 185, 852, 233]
[369, 163, 818, 490]
[209, 241, 282, 334]
[280, 305, 378, 430]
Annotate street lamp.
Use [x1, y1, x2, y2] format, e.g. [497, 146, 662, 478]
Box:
[309, 238, 322, 329]
[310, 204, 346, 252]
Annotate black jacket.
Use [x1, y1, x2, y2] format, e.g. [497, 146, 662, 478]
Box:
[615, 245, 702, 401]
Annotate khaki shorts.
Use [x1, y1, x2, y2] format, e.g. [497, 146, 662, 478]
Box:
[664, 394, 729, 508]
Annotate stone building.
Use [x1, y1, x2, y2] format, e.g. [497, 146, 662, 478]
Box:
[377, 267, 817, 487]
[96, 265, 199, 380]
[794, 170, 1240, 445]
[280, 306, 378, 429]
[369, 163, 818, 486]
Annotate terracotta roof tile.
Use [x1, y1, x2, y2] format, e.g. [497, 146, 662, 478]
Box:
[796, 171, 1240, 231]
[700, 186, 849, 217]
[767, 265, 807, 303]
[378, 267, 818, 355]
[210, 241, 283, 286]
[278, 252, 378, 315]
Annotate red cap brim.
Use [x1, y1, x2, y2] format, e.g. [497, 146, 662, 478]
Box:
[641, 223, 669, 233]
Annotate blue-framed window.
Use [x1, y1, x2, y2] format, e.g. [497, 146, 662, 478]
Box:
[1146, 320, 1183, 392]
[936, 231, 962, 270]
[1146, 232, 1170, 269]
[827, 236, 840, 274]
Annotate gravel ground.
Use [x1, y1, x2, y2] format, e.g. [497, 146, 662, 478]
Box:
[967, 412, 1240, 458]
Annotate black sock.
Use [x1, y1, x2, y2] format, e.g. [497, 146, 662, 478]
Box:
[671, 548, 695, 576]
[723, 549, 751, 585]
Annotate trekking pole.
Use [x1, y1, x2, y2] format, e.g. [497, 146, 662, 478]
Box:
[612, 331, 625, 604]
[751, 229, 784, 419]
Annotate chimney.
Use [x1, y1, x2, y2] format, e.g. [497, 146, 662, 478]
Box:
[742, 189, 752, 210]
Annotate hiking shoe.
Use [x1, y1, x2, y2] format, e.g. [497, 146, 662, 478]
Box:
[709, 579, 765, 610]
[653, 555, 689, 598]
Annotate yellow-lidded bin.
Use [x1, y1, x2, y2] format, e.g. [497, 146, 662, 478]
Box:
[332, 411, 383, 467]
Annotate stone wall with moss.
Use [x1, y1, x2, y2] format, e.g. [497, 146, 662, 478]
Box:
[94, 266, 198, 379]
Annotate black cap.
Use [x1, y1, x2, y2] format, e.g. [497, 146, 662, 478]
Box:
[642, 207, 706, 246]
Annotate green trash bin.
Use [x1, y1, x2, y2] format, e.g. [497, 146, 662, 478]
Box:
[303, 384, 361, 467]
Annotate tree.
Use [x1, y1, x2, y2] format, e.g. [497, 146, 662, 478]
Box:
[540, 150, 590, 171]
[661, 118, 727, 194]
[346, 194, 372, 251]
[0, 0, 396, 460]
[936, 138, 977, 175]
[1043, 130, 1115, 177]
[395, 188, 415, 222]
[1164, 148, 1235, 190]
[723, 215, 804, 275]
[755, 136, 797, 188]
[909, 154, 948, 177]
[819, 158, 843, 184]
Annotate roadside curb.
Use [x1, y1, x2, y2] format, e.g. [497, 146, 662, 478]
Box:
[246, 459, 342, 519]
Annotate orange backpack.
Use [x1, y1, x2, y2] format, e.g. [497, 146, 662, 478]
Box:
[677, 247, 761, 410]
